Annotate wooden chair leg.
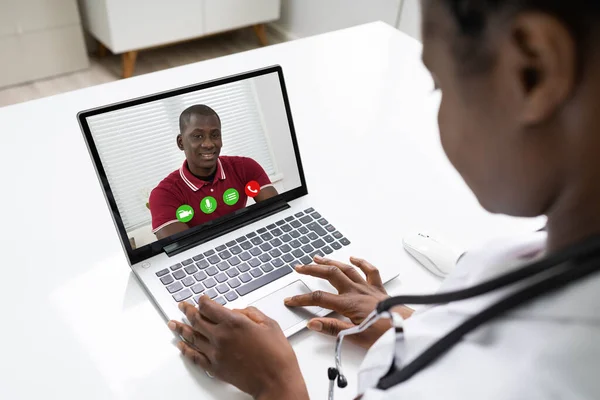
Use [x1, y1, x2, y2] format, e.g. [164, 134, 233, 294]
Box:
[253, 24, 268, 46]
[97, 41, 108, 57]
[122, 51, 138, 79]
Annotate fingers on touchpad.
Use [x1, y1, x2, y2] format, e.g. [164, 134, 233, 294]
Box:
[250, 280, 323, 332]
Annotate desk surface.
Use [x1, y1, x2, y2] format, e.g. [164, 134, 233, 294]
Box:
[0, 22, 543, 400]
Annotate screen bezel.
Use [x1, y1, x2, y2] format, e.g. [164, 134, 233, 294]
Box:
[77, 66, 308, 265]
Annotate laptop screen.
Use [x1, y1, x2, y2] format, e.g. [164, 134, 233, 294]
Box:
[78, 67, 307, 264]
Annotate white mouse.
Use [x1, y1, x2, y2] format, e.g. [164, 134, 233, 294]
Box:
[403, 233, 462, 278]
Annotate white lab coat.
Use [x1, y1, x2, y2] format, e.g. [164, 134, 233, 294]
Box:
[358, 231, 600, 399]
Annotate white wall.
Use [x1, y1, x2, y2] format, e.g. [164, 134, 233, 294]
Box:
[273, 0, 403, 39]
[398, 0, 422, 41]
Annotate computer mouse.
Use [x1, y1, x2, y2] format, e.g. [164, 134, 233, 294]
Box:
[403, 233, 462, 278]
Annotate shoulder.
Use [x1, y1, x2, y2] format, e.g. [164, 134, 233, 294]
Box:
[220, 156, 264, 172]
[150, 169, 182, 201]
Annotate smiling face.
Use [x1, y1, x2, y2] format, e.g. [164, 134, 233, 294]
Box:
[178, 114, 222, 177]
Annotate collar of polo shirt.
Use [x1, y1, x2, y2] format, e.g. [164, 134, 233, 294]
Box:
[179, 158, 226, 191]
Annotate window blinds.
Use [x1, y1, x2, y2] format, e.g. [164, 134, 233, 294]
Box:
[87, 80, 277, 232]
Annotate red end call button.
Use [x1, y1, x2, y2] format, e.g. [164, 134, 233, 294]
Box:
[245, 181, 260, 198]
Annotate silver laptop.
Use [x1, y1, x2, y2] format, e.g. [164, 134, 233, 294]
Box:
[78, 66, 398, 337]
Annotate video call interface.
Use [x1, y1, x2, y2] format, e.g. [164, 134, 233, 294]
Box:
[86, 72, 302, 250]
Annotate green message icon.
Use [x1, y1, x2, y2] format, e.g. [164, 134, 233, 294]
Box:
[200, 196, 217, 214]
[223, 188, 240, 206]
[176, 205, 194, 223]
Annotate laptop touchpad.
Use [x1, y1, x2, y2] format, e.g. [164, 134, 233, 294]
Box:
[250, 280, 323, 332]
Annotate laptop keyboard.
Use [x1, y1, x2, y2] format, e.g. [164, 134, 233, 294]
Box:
[154, 208, 351, 306]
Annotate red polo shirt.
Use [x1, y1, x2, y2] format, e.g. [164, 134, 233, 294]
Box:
[149, 156, 272, 233]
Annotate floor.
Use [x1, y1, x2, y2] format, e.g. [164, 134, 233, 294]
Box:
[0, 27, 285, 108]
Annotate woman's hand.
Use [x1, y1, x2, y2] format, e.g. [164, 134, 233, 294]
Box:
[168, 297, 309, 400]
[284, 256, 414, 349]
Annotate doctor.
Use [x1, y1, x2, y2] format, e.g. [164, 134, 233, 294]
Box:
[167, 0, 600, 399]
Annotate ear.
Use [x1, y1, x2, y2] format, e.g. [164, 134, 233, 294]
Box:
[509, 13, 577, 125]
[176, 134, 184, 151]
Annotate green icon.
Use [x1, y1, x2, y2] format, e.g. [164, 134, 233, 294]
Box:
[200, 196, 217, 214]
[223, 188, 240, 206]
[176, 205, 194, 223]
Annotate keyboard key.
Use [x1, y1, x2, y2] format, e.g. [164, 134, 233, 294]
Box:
[204, 249, 216, 257]
[240, 273, 252, 283]
[302, 244, 315, 254]
[182, 259, 194, 266]
[226, 240, 237, 247]
[331, 242, 342, 250]
[227, 268, 240, 278]
[225, 291, 239, 302]
[246, 232, 258, 238]
[236, 236, 247, 243]
[192, 254, 205, 262]
[167, 281, 183, 293]
[250, 247, 262, 256]
[205, 288, 218, 299]
[230, 245, 242, 255]
[251, 269, 264, 278]
[259, 253, 272, 263]
[217, 284, 230, 294]
[219, 250, 232, 260]
[196, 260, 209, 269]
[184, 265, 198, 275]
[208, 255, 221, 265]
[239, 251, 251, 261]
[285, 216, 295, 222]
[182, 276, 195, 287]
[217, 261, 230, 271]
[268, 223, 278, 229]
[281, 234, 292, 242]
[272, 258, 284, 268]
[292, 249, 304, 258]
[280, 244, 292, 253]
[204, 278, 217, 289]
[272, 228, 283, 236]
[301, 255, 313, 265]
[310, 250, 325, 259]
[291, 220, 302, 228]
[214, 297, 227, 306]
[323, 246, 333, 255]
[281, 224, 292, 232]
[173, 270, 186, 280]
[308, 232, 319, 241]
[291, 260, 302, 267]
[290, 230, 301, 239]
[228, 278, 241, 288]
[311, 212, 322, 219]
[206, 266, 219, 276]
[304, 207, 315, 213]
[156, 268, 169, 277]
[257, 228, 267, 234]
[173, 289, 192, 302]
[290, 240, 301, 248]
[298, 226, 309, 234]
[237, 266, 293, 297]
[241, 241, 253, 250]
[251, 237, 263, 246]
[340, 238, 351, 246]
[261, 233, 274, 241]
[228, 256, 241, 266]
[270, 238, 283, 247]
[215, 273, 228, 283]
[249, 258, 261, 268]
[191, 283, 204, 294]
[318, 218, 328, 226]
[308, 223, 327, 236]
[261, 263, 274, 273]
[194, 271, 207, 281]
[238, 263, 250, 272]
[170, 263, 183, 271]
[282, 253, 295, 263]
[160, 274, 174, 285]
[300, 236, 310, 244]
[260, 243, 273, 252]
[295, 212, 304, 218]
[324, 235, 335, 243]
[312, 239, 326, 248]
[325, 225, 336, 232]
[270, 249, 282, 258]
[276, 220, 286, 226]
[300, 215, 313, 224]
[216, 245, 227, 252]
[333, 231, 343, 239]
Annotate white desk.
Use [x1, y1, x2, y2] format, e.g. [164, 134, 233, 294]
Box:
[0, 22, 542, 400]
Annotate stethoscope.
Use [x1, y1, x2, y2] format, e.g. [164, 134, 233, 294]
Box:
[327, 235, 600, 400]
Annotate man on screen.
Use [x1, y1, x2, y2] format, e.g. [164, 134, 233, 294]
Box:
[149, 104, 278, 239]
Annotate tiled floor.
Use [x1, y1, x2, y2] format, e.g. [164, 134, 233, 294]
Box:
[0, 27, 284, 108]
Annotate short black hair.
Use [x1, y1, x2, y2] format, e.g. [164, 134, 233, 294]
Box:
[179, 104, 221, 134]
[440, 0, 600, 72]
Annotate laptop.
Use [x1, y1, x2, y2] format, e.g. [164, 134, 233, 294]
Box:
[78, 65, 398, 337]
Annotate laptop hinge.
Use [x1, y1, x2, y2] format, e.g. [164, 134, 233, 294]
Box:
[163, 199, 290, 257]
